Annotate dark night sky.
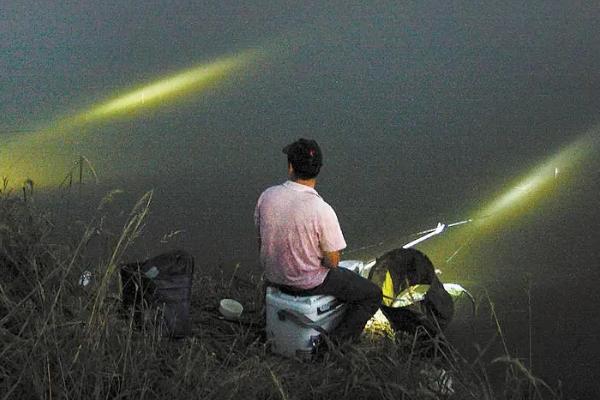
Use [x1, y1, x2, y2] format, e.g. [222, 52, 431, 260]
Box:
[2, 1, 600, 396]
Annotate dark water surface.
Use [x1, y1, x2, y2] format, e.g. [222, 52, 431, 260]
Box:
[4, 2, 600, 398]
[41, 154, 599, 398]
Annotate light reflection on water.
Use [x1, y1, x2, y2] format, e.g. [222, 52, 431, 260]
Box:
[19, 128, 600, 398]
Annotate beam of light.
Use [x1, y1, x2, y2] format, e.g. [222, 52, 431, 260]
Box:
[355, 128, 598, 282]
[354, 131, 597, 329]
[79, 50, 259, 122]
[0, 49, 263, 188]
[425, 131, 599, 268]
[472, 131, 598, 228]
[357, 134, 598, 328]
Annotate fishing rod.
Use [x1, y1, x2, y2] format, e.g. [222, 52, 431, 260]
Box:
[411, 219, 474, 237]
[348, 218, 480, 315]
[346, 216, 486, 258]
[347, 214, 495, 280]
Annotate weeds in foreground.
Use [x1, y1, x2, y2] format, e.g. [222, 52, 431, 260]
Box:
[59, 155, 100, 191]
[0, 190, 563, 399]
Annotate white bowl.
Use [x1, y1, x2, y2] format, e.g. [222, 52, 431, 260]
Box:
[219, 298, 243, 320]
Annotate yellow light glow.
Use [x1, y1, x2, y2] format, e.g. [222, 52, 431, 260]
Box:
[474, 131, 597, 226]
[361, 129, 598, 279]
[0, 49, 263, 188]
[364, 309, 393, 336]
[82, 51, 258, 121]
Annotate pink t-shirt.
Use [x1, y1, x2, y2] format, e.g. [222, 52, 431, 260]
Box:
[254, 181, 347, 289]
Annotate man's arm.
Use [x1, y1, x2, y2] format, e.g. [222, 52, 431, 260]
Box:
[321, 250, 340, 269]
[318, 202, 346, 269]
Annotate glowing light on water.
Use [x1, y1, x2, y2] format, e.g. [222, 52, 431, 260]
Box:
[81, 51, 259, 121]
[423, 132, 599, 266]
[0, 49, 263, 188]
[473, 132, 597, 226]
[358, 129, 598, 288]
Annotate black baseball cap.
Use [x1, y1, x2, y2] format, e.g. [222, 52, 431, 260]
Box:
[282, 138, 323, 179]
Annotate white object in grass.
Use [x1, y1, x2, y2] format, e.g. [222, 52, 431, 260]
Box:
[219, 298, 243, 320]
[79, 271, 92, 287]
[144, 266, 159, 279]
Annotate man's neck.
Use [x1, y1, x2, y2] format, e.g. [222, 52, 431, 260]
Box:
[292, 177, 316, 188]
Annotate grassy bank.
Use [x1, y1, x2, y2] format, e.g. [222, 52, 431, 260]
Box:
[0, 187, 562, 399]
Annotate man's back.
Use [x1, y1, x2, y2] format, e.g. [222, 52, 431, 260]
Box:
[255, 180, 346, 290]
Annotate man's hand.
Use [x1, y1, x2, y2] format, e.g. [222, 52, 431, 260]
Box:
[321, 250, 340, 269]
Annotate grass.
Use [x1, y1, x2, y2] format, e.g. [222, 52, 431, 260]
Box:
[0, 184, 564, 400]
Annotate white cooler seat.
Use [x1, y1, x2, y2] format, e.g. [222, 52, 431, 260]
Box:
[264, 260, 364, 359]
[265, 287, 346, 359]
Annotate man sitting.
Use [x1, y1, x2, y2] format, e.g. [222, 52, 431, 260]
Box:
[254, 138, 382, 345]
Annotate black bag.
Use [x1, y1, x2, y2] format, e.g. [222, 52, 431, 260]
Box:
[120, 250, 194, 338]
[369, 248, 454, 336]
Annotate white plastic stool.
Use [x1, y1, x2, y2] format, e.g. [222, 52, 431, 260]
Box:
[265, 287, 346, 359]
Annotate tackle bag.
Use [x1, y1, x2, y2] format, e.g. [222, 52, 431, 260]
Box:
[369, 248, 454, 336]
[120, 249, 194, 338]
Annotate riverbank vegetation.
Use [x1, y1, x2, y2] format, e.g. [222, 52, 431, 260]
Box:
[0, 185, 563, 399]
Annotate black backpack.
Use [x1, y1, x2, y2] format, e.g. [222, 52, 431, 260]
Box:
[120, 250, 194, 338]
[369, 248, 454, 337]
